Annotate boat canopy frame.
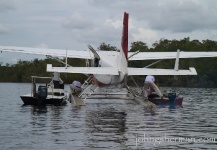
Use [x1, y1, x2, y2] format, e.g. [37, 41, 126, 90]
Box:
[31, 76, 52, 97]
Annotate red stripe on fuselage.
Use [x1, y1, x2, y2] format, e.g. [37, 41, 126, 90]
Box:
[92, 75, 107, 87]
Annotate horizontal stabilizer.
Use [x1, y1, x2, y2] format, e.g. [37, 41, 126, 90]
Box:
[47, 64, 119, 75]
[128, 67, 197, 75]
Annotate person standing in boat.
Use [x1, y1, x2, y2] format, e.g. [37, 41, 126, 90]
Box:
[143, 75, 165, 99]
[48, 72, 64, 89]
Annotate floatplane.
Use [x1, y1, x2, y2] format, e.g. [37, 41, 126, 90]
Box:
[1, 12, 217, 106]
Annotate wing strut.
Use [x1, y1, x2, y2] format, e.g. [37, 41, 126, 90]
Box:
[145, 60, 162, 68]
[46, 55, 72, 67]
[174, 49, 180, 71]
[128, 50, 139, 59]
[65, 48, 68, 68]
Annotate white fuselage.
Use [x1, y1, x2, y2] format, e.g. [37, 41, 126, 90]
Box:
[92, 51, 126, 86]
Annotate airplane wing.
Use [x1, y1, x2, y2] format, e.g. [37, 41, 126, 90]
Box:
[128, 51, 217, 60]
[128, 67, 197, 75]
[46, 64, 119, 75]
[0, 46, 93, 59]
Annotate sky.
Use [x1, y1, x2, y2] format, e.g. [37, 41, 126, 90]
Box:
[0, 0, 217, 64]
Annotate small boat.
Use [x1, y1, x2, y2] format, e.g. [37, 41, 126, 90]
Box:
[148, 93, 183, 107]
[20, 75, 68, 106]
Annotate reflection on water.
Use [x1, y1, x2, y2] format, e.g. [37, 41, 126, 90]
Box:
[0, 83, 217, 149]
[84, 106, 127, 149]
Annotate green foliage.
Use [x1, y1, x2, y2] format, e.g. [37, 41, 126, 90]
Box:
[97, 42, 119, 51]
[0, 58, 86, 84]
[130, 41, 149, 52]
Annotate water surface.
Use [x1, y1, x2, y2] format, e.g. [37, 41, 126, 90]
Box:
[0, 83, 217, 149]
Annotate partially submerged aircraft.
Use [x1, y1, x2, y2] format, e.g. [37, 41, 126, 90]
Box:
[1, 12, 217, 105]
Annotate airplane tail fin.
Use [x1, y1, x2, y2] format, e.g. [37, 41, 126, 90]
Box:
[118, 12, 129, 75]
[121, 12, 129, 60]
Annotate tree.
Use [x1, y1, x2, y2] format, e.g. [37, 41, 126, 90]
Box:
[97, 42, 119, 51]
[130, 41, 149, 52]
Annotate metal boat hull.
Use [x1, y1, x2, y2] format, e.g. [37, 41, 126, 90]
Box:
[20, 94, 67, 106]
[148, 96, 183, 107]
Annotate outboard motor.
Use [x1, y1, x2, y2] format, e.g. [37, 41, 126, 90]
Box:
[38, 85, 47, 105]
[168, 93, 176, 109]
[168, 93, 176, 101]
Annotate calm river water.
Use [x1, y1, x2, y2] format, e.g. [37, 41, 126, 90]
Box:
[0, 83, 217, 150]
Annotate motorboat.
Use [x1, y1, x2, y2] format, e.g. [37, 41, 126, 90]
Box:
[148, 92, 183, 107]
[20, 75, 68, 106]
